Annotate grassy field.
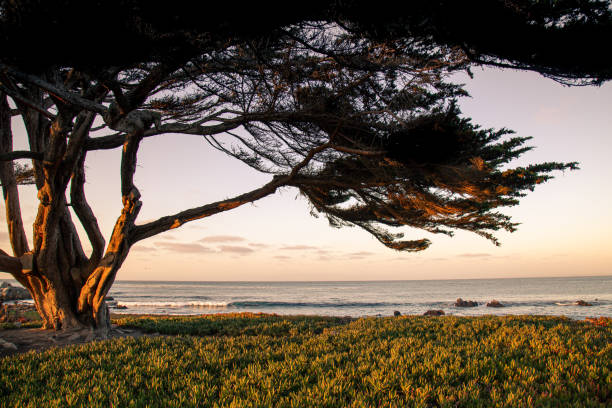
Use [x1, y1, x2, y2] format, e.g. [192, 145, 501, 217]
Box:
[0, 314, 610, 407]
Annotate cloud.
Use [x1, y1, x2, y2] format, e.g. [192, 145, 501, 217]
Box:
[156, 242, 215, 253]
[200, 235, 246, 243]
[159, 235, 177, 240]
[218, 245, 254, 255]
[248, 242, 270, 248]
[274, 255, 292, 260]
[131, 245, 158, 253]
[347, 251, 375, 258]
[457, 253, 492, 258]
[280, 245, 318, 251]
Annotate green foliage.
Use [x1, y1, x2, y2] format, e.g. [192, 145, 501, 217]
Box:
[114, 313, 350, 337]
[1, 314, 610, 407]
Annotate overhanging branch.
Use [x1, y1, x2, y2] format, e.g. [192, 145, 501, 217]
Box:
[0, 151, 44, 161]
[130, 142, 331, 243]
[0, 63, 107, 115]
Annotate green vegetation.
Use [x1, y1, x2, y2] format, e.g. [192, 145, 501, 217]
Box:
[1, 314, 610, 407]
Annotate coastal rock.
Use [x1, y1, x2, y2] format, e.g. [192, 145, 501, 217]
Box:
[393, 310, 401, 317]
[575, 300, 592, 306]
[455, 298, 478, 307]
[486, 300, 505, 308]
[114, 304, 128, 310]
[424, 310, 445, 316]
[0, 338, 17, 350]
[0, 283, 31, 301]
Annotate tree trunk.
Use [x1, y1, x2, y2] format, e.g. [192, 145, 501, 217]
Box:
[13, 250, 113, 332]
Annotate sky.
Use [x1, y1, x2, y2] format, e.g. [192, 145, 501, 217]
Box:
[1, 67, 611, 281]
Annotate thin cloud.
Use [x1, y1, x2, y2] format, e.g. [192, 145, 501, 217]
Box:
[200, 235, 246, 243]
[457, 253, 492, 258]
[156, 242, 214, 253]
[159, 235, 178, 240]
[347, 251, 375, 258]
[218, 245, 254, 255]
[131, 245, 158, 253]
[280, 245, 318, 251]
[248, 242, 270, 248]
[274, 255, 292, 260]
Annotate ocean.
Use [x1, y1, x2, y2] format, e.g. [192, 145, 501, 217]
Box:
[101, 276, 612, 319]
[2, 276, 610, 319]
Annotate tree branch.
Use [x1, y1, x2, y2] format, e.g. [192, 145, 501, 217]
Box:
[0, 248, 22, 275]
[0, 150, 43, 161]
[0, 63, 107, 114]
[0, 83, 56, 120]
[84, 119, 246, 151]
[70, 152, 105, 277]
[0, 93, 30, 257]
[130, 142, 330, 243]
[130, 176, 286, 243]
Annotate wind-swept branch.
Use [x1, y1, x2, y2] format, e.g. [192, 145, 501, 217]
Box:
[131, 142, 331, 243]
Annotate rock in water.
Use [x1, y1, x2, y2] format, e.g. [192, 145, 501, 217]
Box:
[424, 310, 445, 316]
[455, 298, 478, 307]
[0, 283, 31, 301]
[393, 310, 401, 317]
[575, 300, 592, 306]
[486, 300, 505, 308]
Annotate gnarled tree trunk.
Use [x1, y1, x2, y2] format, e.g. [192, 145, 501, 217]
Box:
[0, 88, 141, 332]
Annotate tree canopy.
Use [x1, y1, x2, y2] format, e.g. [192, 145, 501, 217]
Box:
[0, 0, 607, 330]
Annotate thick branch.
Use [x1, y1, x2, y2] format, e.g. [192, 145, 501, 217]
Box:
[0, 63, 107, 115]
[0, 150, 43, 161]
[0, 249, 22, 275]
[131, 142, 330, 243]
[70, 153, 105, 276]
[0, 93, 30, 257]
[84, 110, 337, 152]
[0, 83, 55, 120]
[85, 119, 247, 151]
[130, 176, 286, 243]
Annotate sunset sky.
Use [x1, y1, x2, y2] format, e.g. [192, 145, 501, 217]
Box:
[1, 67, 611, 281]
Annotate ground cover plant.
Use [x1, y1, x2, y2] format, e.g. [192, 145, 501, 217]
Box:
[1, 314, 610, 407]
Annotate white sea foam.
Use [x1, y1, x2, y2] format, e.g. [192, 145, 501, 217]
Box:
[116, 301, 228, 308]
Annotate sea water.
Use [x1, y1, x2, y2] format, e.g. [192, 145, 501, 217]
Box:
[2, 276, 610, 319]
[101, 276, 612, 319]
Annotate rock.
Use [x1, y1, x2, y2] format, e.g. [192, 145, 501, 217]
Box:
[105, 296, 114, 301]
[486, 299, 505, 308]
[393, 310, 401, 317]
[0, 283, 31, 301]
[424, 310, 445, 316]
[0, 338, 17, 350]
[114, 304, 128, 310]
[455, 298, 478, 307]
[575, 300, 592, 306]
